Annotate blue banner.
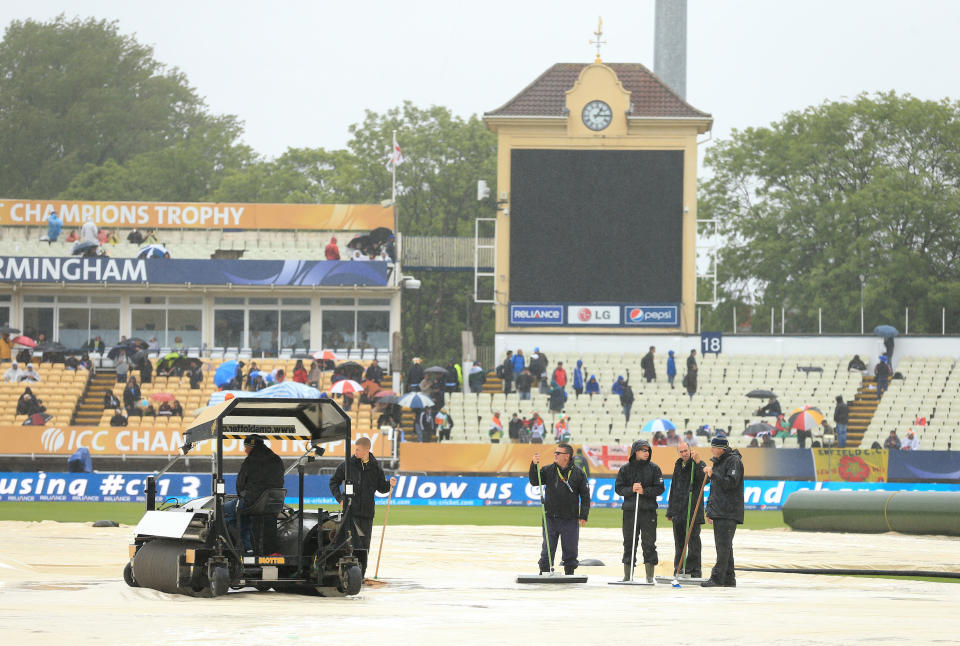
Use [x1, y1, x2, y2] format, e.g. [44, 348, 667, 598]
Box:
[3, 473, 959, 510]
[622, 305, 679, 327]
[0, 257, 389, 286]
[888, 450, 960, 481]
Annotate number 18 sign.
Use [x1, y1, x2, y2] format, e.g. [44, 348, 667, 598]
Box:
[700, 331, 722, 354]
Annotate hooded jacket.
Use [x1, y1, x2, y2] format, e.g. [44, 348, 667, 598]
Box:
[329, 452, 390, 518]
[236, 442, 284, 506]
[641, 351, 656, 379]
[572, 360, 584, 391]
[666, 351, 677, 378]
[615, 441, 665, 512]
[833, 396, 849, 425]
[585, 375, 600, 395]
[529, 460, 590, 521]
[667, 456, 706, 524]
[705, 448, 744, 523]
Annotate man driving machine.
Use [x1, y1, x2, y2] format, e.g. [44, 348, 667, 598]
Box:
[224, 434, 284, 554]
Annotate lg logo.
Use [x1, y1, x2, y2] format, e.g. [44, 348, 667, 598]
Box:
[579, 308, 611, 321]
[577, 308, 592, 322]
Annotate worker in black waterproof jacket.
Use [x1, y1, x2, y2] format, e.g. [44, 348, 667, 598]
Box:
[329, 436, 397, 577]
[666, 441, 706, 578]
[702, 435, 745, 588]
[224, 435, 284, 554]
[529, 443, 591, 575]
[615, 439, 665, 582]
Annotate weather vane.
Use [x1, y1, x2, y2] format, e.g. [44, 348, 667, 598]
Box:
[590, 17, 606, 63]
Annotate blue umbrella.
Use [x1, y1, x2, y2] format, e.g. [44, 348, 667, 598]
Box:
[207, 381, 323, 405]
[873, 325, 898, 338]
[641, 418, 677, 433]
[137, 243, 169, 259]
[213, 360, 240, 387]
[397, 391, 435, 409]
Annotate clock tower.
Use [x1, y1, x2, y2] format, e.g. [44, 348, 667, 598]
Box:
[483, 58, 712, 335]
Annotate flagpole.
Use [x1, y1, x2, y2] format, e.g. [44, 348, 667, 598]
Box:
[392, 130, 398, 236]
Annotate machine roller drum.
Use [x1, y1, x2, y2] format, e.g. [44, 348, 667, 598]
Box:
[132, 540, 192, 595]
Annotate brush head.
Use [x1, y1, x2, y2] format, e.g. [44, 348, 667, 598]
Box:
[671, 579, 681, 588]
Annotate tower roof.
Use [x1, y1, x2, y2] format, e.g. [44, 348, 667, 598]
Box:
[484, 62, 710, 119]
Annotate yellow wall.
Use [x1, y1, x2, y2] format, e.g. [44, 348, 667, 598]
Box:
[485, 63, 711, 335]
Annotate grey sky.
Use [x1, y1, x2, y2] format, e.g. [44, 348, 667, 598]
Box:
[2, 0, 958, 161]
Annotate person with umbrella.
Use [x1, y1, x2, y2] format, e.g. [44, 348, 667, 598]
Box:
[115, 350, 130, 384]
[0, 330, 13, 361]
[875, 355, 891, 400]
[667, 442, 706, 579]
[614, 439, 665, 582]
[755, 396, 782, 417]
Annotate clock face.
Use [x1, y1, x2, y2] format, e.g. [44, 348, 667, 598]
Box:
[582, 100, 612, 131]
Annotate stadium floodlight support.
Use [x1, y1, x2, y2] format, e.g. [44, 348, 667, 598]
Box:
[474, 218, 496, 304]
[695, 218, 719, 307]
[859, 273, 866, 334]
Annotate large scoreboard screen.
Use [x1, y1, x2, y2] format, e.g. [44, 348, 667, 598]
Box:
[509, 149, 684, 305]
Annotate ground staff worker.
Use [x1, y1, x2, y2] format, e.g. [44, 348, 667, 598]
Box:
[614, 439, 665, 582]
[530, 443, 590, 575]
[702, 435, 744, 588]
[329, 437, 397, 577]
[666, 441, 706, 578]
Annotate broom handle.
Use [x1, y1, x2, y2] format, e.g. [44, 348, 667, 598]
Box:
[682, 462, 694, 572]
[373, 482, 395, 579]
[537, 464, 553, 572]
[674, 466, 708, 579]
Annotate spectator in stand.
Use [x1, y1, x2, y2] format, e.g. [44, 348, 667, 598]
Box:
[549, 378, 566, 413]
[884, 430, 901, 450]
[500, 350, 514, 394]
[364, 359, 383, 385]
[146, 336, 159, 352]
[292, 359, 308, 383]
[360, 378, 381, 404]
[585, 374, 600, 398]
[554, 415, 572, 442]
[188, 364, 203, 389]
[407, 357, 424, 392]
[516, 368, 533, 401]
[552, 361, 567, 391]
[760, 433, 777, 448]
[17, 387, 45, 416]
[468, 361, 486, 393]
[123, 377, 142, 416]
[3, 361, 18, 382]
[139, 356, 153, 385]
[666, 350, 677, 389]
[84, 335, 105, 353]
[307, 360, 323, 387]
[902, 429, 920, 451]
[683, 430, 699, 447]
[652, 431, 668, 447]
[641, 346, 656, 383]
[434, 408, 454, 442]
[325, 236, 341, 260]
[115, 350, 130, 384]
[415, 407, 433, 442]
[530, 413, 546, 444]
[511, 349, 525, 390]
[833, 395, 849, 448]
[445, 358, 461, 393]
[612, 375, 625, 396]
[110, 408, 128, 427]
[528, 347, 547, 379]
[572, 359, 584, 397]
[875, 355, 891, 400]
[43, 211, 63, 243]
[848, 354, 867, 372]
[756, 397, 782, 417]
[157, 401, 174, 416]
[19, 363, 41, 382]
[489, 411, 504, 444]
[508, 413, 523, 442]
[683, 350, 698, 399]
[0, 332, 11, 362]
[619, 372, 634, 422]
[274, 368, 286, 384]
[103, 389, 120, 410]
[127, 228, 144, 245]
[773, 414, 791, 439]
[666, 429, 679, 446]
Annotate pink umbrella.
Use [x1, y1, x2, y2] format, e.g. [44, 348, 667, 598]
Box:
[374, 390, 398, 398]
[312, 350, 340, 361]
[12, 335, 36, 348]
[328, 379, 362, 394]
[150, 392, 176, 402]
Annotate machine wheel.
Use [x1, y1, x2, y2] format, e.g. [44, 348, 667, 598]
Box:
[340, 565, 362, 596]
[210, 566, 230, 598]
[123, 561, 138, 587]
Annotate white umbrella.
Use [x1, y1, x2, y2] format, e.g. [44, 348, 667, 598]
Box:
[397, 392, 435, 409]
[329, 379, 362, 394]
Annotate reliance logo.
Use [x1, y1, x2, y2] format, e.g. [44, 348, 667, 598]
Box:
[510, 305, 563, 326]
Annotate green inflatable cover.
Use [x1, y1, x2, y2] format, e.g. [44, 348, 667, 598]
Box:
[783, 490, 960, 536]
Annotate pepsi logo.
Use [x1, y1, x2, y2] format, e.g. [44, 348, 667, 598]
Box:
[628, 308, 644, 322]
[577, 308, 592, 322]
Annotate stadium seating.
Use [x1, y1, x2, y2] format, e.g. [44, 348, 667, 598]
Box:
[1, 365, 87, 426]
